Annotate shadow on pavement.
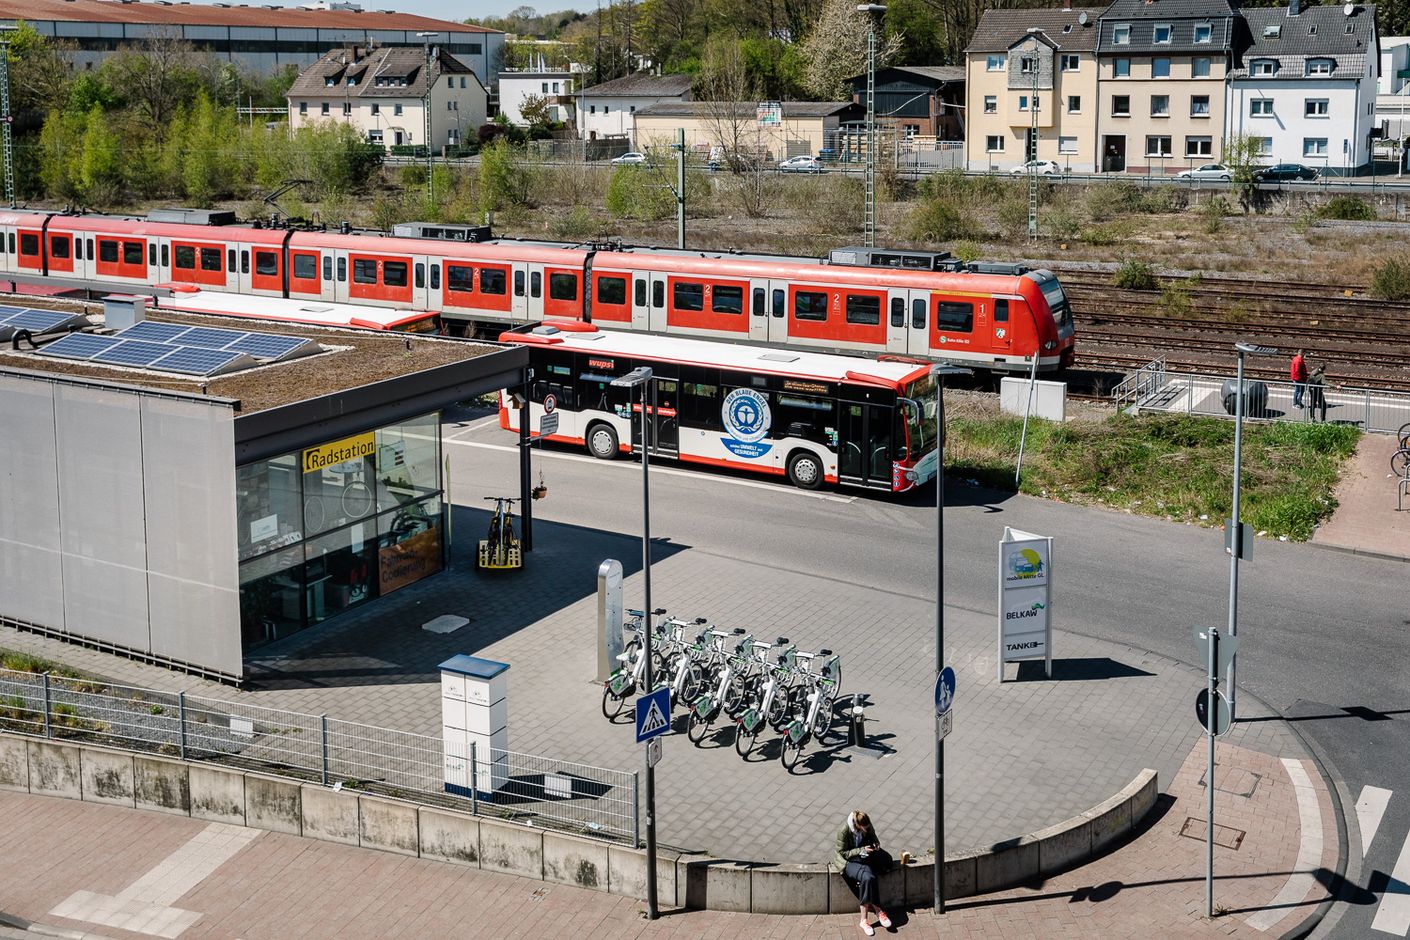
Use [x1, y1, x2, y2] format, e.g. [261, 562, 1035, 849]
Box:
[1016, 657, 1158, 682]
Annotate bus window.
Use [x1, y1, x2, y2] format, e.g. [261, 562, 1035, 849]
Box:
[775, 393, 834, 447]
[845, 294, 880, 325]
[753, 288, 765, 317]
[794, 290, 828, 321]
[514, 270, 525, 296]
[673, 282, 704, 311]
[867, 404, 892, 479]
[995, 299, 1009, 322]
[890, 297, 904, 327]
[772, 289, 785, 318]
[912, 298, 926, 329]
[712, 285, 743, 314]
[681, 381, 719, 427]
[935, 301, 974, 332]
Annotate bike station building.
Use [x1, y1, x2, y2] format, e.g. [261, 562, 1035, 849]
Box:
[0, 302, 526, 682]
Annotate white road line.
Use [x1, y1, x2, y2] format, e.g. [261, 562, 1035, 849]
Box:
[444, 438, 858, 503]
[444, 415, 502, 439]
[1372, 826, 1410, 936]
[1246, 758, 1324, 932]
[1358, 786, 1393, 858]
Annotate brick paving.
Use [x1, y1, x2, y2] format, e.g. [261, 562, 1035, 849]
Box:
[1312, 430, 1410, 559]
[0, 735, 1337, 939]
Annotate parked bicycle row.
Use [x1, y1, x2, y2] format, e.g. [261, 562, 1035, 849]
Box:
[601, 608, 845, 771]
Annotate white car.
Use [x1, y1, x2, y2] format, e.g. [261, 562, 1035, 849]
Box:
[1177, 163, 1231, 181]
[1010, 160, 1061, 175]
[611, 152, 648, 165]
[777, 155, 824, 173]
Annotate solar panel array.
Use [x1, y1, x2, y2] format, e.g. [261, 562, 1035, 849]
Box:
[0, 306, 91, 341]
[37, 322, 323, 378]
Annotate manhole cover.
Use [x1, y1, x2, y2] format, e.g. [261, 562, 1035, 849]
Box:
[1199, 766, 1262, 798]
[1180, 817, 1246, 850]
[422, 615, 471, 634]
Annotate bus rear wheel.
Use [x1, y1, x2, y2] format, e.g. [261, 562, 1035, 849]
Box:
[586, 423, 620, 460]
[787, 451, 823, 490]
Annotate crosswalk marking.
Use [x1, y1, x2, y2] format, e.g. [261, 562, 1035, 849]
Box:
[1372, 827, 1410, 936]
[1358, 786, 1393, 858]
[1247, 759, 1324, 932]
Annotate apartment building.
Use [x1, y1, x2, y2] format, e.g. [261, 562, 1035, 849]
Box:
[575, 73, 694, 145]
[965, 6, 1107, 172]
[1228, 3, 1378, 174]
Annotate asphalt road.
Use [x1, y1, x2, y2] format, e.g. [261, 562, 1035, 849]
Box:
[446, 403, 1409, 936]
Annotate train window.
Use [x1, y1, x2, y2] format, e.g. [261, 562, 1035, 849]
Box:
[994, 299, 1009, 322]
[772, 289, 785, 318]
[673, 282, 704, 312]
[752, 288, 765, 317]
[845, 294, 881, 326]
[149, 244, 157, 267]
[9, 234, 15, 254]
[549, 273, 577, 301]
[240, 250, 250, 274]
[514, 270, 525, 296]
[160, 245, 169, 267]
[934, 301, 974, 333]
[635, 279, 647, 307]
[20, 233, 40, 256]
[430, 263, 440, 290]
[912, 298, 926, 329]
[890, 297, 905, 328]
[597, 276, 627, 306]
[481, 269, 506, 294]
[86, 238, 93, 258]
[794, 290, 828, 321]
[652, 281, 664, 308]
[414, 263, 425, 289]
[75, 238, 83, 260]
[447, 264, 473, 293]
[124, 242, 144, 266]
[530, 271, 542, 298]
[255, 251, 278, 277]
[98, 239, 119, 263]
[50, 236, 70, 259]
[174, 245, 195, 269]
[712, 285, 743, 314]
[201, 248, 223, 272]
[353, 259, 378, 284]
[384, 261, 408, 287]
[336, 257, 346, 282]
[226, 248, 235, 271]
[291, 254, 314, 279]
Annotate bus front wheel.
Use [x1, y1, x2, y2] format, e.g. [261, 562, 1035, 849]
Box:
[787, 451, 823, 490]
[586, 423, 620, 460]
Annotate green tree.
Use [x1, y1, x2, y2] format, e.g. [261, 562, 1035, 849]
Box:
[7, 22, 75, 123]
[77, 105, 123, 203]
[37, 109, 82, 199]
[1221, 134, 1266, 214]
[479, 139, 539, 211]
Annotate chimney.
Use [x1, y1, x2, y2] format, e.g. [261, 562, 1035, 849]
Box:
[1063, 0, 1071, 9]
[1289, 0, 1300, 14]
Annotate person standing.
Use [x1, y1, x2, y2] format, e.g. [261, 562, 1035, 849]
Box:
[1307, 366, 1328, 422]
[1290, 349, 1308, 409]
[835, 810, 893, 936]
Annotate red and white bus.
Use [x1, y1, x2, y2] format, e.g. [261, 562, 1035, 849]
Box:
[498, 322, 942, 492]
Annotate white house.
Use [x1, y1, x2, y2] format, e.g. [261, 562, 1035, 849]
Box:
[498, 70, 576, 126]
[287, 45, 488, 150]
[575, 73, 693, 145]
[1226, 2, 1378, 175]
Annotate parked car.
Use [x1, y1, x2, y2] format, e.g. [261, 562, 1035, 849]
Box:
[612, 152, 648, 165]
[1010, 160, 1061, 176]
[1254, 163, 1318, 182]
[1177, 163, 1231, 182]
[778, 155, 824, 173]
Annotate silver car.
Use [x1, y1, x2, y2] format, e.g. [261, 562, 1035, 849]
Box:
[1176, 163, 1231, 181]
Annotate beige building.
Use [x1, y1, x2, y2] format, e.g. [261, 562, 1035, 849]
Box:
[632, 101, 866, 162]
[965, 7, 1107, 172]
[286, 45, 488, 150]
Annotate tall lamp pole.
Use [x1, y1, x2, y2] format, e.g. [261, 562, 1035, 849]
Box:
[1226, 342, 1277, 714]
[610, 366, 659, 919]
[858, 4, 886, 249]
[418, 31, 440, 205]
[930, 362, 970, 915]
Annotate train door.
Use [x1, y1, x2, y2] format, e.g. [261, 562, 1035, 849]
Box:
[630, 274, 649, 330]
[885, 287, 908, 353]
[648, 271, 668, 333]
[765, 280, 789, 345]
[526, 263, 544, 321]
[0, 223, 12, 275]
[907, 289, 929, 354]
[511, 261, 529, 320]
[991, 297, 1012, 354]
[235, 242, 251, 293]
[837, 401, 894, 490]
[331, 248, 349, 303]
[748, 279, 769, 342]
[411, 254, 429, 310]
[154, 237, 171, 284]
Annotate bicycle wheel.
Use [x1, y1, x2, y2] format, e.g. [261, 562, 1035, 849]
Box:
[770, 684, 801, 731]
[686, 705, 713, 744]
[1394, 448, 1410, 479]
[723, 672, 751, 717]
[780, 725, 806, 772]
[1398, 421, 1410, 448]
[733, 713, 761, 758]
[601, 683, 626, 721]
[813, 689, 841, 745]
[678, 664, 704, 708]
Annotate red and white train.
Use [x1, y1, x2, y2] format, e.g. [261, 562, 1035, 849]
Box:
[0, 209, 1076, 372]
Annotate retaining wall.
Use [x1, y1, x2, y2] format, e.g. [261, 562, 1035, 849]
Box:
[0, 733, 1156, 914]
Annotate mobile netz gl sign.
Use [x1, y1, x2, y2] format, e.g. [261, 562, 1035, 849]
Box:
[996, 528, 1053, 680]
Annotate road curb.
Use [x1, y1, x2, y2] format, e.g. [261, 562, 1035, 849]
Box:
[1305, 539, 1410, 565]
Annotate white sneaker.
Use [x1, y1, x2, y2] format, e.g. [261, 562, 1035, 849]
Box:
[860, 921, 875, 937]
[878, 912, 893, 929]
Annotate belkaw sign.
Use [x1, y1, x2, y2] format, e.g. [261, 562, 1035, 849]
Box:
[997, 527, 1053, 680]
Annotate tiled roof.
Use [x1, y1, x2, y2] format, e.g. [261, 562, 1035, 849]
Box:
[1096, 0, 1237, 53]
[635, 101, 863, 118]
[0, 0, 494, 31]
[286, 46, 482, 99]
[1099, 0, 1235, 21]
[577, 73, 694, 98]
[891, 65, 967, 82]
[966, 8, 1110, 54]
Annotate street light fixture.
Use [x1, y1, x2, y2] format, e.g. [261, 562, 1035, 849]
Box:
[858, 4, 887, 249]
[929, 361, 970, 915]
[418, 31, 440, 205]
[609, 365, 659, 919]
[1226, 342, 1277, 714]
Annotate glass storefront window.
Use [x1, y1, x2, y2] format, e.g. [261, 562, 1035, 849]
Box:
[304, 523, 379, 623]
[239, 547, 306, 649]
[303, 450, 376, 537]
[377, 494, 443, 596]
[236, 454, 302, 561]
[375, 414, 441, 512]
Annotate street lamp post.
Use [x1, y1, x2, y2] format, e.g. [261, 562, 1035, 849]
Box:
[610, 366, 659, 919]
[1226, 342, 1277, 715]
[418, 31, 440, 205]
[858, 4, 886, 249]
[930, 362, 970, 915]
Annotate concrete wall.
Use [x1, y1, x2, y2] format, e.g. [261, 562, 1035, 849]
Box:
[0, 733, 1156, 914]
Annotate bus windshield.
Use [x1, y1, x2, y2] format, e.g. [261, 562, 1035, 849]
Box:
[902, 373, 939, 459]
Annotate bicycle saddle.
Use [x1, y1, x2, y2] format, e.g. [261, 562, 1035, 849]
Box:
[652, 608, 667, 615]
[732, 627, 746, 635]
[818, 648, 833, 656]
[693, 617, 708, 625]
[627, 609, 645, 618]
[775, 636, 789, 646]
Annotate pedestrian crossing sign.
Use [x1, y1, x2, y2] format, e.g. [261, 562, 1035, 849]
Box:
[635, 687, 672, 743]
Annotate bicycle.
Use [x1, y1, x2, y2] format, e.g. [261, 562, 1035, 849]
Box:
[478, 497, 522, 570]
[600, 606, 668, 721]
[731, 637, 795, 758]
[685, 627, 748, 745]
[666, 618, 711, 713]
[1393, 421, 1410, 477]
[779, 650, 843, 772]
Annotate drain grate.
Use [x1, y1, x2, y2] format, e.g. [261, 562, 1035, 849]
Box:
[1199, 766, 1263, 798]
[1180, 817, 1246, 849]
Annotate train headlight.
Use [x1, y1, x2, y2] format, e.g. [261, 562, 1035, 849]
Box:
[1043, 341, 1057, 350]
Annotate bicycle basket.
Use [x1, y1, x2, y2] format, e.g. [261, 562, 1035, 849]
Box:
[786, 719, 807, 743]
[693, 695, 713, 718]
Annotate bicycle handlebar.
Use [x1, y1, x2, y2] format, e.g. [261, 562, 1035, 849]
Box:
[483, 496, 520, 503]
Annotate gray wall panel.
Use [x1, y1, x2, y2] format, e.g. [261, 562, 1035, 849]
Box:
[141, 396, 242, 676]
[0, 375, 65, 628]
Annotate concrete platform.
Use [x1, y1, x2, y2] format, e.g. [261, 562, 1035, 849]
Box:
[1313, 431, 1410, 560]
[1132, 373, 1410, 432]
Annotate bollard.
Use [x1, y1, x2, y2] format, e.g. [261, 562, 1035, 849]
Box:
[848, 693, 866, 747]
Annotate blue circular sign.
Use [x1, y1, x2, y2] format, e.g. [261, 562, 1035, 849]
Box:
[934, 666, 956, 717]
[721, 388, 771, 444]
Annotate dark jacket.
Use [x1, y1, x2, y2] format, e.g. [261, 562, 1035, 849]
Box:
[834, 821, 880, 870]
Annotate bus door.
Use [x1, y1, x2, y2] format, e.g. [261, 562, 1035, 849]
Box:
[630, 374, 679, 457]
[648, 271, 668, 333]
[765, 280, 789, 345]
[511, 261, 530, 320]
[837, 401, 894, 490]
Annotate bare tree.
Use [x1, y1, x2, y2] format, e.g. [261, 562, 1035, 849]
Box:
[798, 0, 903, 100]
[101, 26, 200, 131]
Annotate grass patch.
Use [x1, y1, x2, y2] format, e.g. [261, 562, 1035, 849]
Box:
[0, 650, 87, 678]
[946, 412, 1358, 541]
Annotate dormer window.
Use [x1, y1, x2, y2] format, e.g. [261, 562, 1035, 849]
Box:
[1194, 23, 1212, 43]
[325, 77, 336, 86]
[1113, 23, 1131, 44]
[1251, 59, 1278, 76]
[1263, 24, 1281, 37]
[1306, 57, 1333, 76]
[1153, 24, 1172, 43]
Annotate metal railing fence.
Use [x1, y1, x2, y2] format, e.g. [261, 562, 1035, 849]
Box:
[1114, 357, 1168, 413]
[0, 667, 637, 845]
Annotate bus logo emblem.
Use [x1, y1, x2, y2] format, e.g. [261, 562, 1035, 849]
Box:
[721, 388, 773, 459]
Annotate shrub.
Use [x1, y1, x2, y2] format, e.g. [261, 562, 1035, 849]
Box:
[908, 197, 979, 242]
[479, 141, 539, 212]
[549, 205, 602, 241]
[399, 165, 428, 188]
[1044, 206, 1080, 241]
[952, 241, 982, 264]
[1319, 195, 1374, 221]
[996, 196, 1031, 239]
[1114, 260, 1158, 290]
[1200, 197, 1228, 234]
[801, 175, 863, 235]
[605, 165, 675, 221]
[1086, 182, 1145, 221]
[1371, 257, 1410, 300]
[1140, 186, 1188, 213]
[1080, 221, 1128, 246]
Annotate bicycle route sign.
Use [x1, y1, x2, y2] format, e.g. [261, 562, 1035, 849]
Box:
[636, 686, 672, 743]
[934, 666, 956, 718]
